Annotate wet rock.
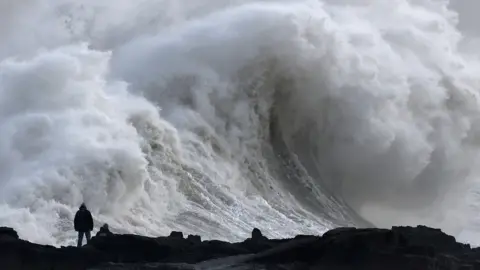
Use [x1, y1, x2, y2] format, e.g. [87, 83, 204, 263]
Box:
[169, 231, 183, 239]
[0, 227, 19, 240]
[250, 226, 479, 270]
[251, 228, 266, 241]
[1, 226, 479, 269]
[186, 235, 201, 243]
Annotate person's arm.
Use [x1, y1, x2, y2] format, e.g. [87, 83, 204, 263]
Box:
[87, 211, 94, 231]
[74, 212, 79, 231]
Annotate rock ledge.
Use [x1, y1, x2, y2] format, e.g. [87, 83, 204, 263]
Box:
[0, 225, 477, 270]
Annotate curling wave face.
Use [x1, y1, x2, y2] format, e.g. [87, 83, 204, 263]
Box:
[1, 0, 480, 246]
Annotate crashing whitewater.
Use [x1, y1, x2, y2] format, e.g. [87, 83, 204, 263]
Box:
[1, 0, 480, 247]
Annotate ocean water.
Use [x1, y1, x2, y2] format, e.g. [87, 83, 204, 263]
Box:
[1, 0, 480, 247]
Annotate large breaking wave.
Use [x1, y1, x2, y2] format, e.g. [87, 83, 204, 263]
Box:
[1, 0, 480, 246]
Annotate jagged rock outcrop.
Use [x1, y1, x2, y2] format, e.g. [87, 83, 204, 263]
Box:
[186, 235, 201, 243]
[168, 231, 183, 239]
[0, 225, 478, 270]
[0, 227, 18, 240]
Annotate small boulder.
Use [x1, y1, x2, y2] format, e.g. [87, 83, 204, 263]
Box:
[187, 235, 201, 243]
[251, 228, 267, 241]
[96, 224, 114, 237]
[169, 231, 184, 239]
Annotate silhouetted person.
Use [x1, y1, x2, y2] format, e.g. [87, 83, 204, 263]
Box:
[74, 203, 93, 247]
[96, 223, 113, 237]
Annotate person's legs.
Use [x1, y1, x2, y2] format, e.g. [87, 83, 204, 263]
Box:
[77, 232, 84, 247]
[85, 231, 91, 243]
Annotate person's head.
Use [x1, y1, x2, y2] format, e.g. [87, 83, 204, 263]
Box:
[79, 203, 86, 210]
[102, 223, 109, 230]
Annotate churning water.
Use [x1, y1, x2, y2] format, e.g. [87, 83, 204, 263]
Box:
[1, 0, 480, 247]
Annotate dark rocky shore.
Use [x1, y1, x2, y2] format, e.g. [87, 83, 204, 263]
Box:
[0, 225, 479, 270]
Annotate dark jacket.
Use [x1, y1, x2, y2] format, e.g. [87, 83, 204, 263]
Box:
[74, 205, 94, 232]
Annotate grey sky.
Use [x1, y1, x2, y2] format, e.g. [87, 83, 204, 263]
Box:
[449, 0, 480, 35]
